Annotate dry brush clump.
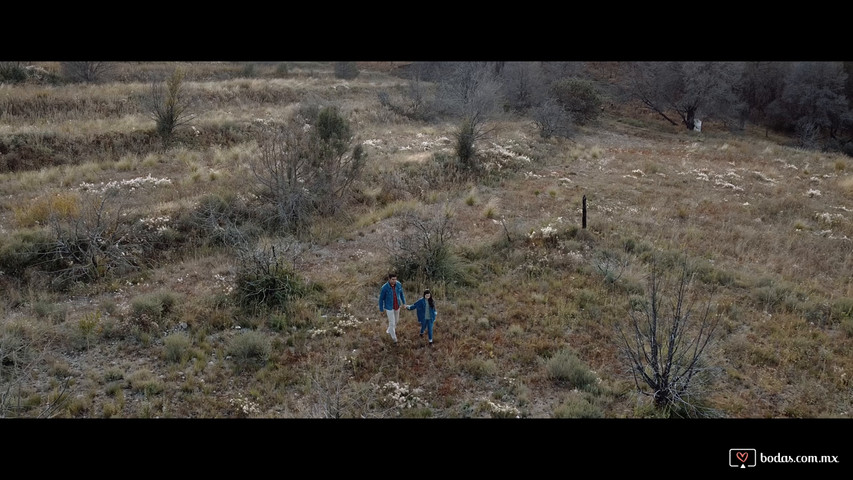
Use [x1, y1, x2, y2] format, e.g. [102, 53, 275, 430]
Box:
[247, 106, 366, 233]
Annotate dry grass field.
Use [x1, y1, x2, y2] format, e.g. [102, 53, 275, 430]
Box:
[1, 61, 852, 420]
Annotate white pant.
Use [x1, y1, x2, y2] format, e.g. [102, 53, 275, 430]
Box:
[385, 308, 400, 342]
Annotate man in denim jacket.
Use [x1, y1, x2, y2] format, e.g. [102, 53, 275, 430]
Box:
[379, 273, 406, 344]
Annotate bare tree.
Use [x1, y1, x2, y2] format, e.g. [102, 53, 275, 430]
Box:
[619, 61, 744, 130]
[499, 61, 547, 112]
[144, 67, 196, 150]
[60, 61, 114, 83]
[616, 258, 721, 417]
[434, 62, 502, 121]
[432, 62, 502, 170]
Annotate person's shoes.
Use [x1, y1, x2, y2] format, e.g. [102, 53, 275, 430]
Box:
[429, 340, 433, 346]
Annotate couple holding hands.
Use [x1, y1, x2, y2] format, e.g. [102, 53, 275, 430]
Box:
[379, 273, 437, 346]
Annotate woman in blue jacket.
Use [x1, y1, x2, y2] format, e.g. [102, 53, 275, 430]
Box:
[407, 289, 437, 345]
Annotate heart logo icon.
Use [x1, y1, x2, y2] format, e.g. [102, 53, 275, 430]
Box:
[736, 452, 748, 463]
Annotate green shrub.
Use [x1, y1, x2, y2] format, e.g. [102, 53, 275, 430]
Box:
[235, 252, 305, 312]
[549, 78, 601, 125]
[454, 117, 478, 170]
[545, 348, 599, 392]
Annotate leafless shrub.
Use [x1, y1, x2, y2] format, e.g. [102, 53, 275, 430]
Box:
[616, 257, 723, 418]
[306, 348, 389, 418]
[182, 193, 251, 248]
[387, 206, 470, 287]
[531, 98, 573, 139]
[248, 106, 366, 233]
[60, 61, 114, 84]
[39, 190, 144, 290]
[377, 71, 433, 121]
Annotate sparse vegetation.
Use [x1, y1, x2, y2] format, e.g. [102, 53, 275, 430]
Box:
[1, 61, 852, 422]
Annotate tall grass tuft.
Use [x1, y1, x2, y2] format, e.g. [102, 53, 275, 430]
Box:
[227, 330, 271, 369]
[553, 393, 604, 418]
[544, 347, 599, 392]
[163, 332, 192, 363]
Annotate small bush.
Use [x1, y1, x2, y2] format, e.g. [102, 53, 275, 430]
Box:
[0, 228, 53, 279]
[454, 117, 478, 170]
[13, 192, 80, 227]
[553, 394, 604, 418]
[841, 318, 853, 338]
[235, 246, 305, 312]
[832, 297, 853, 321]
[128, 369, 164, 396]
[131, 290, 179, 320]
[227, 330, 271, 367]
[104, 368, 124, 382]
[0, 62, 28, 83]
[0, 325, 30, 370]
[163, 332, 192, 363]
[463, 357, 497, 379]
[334, 62, 360, 80]
[545, 348, 599, 392]
[33, 300, 67, 324]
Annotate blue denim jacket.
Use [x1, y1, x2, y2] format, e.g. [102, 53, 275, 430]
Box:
[406, 297, 437, 323]
[379, 281, 406, 311]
